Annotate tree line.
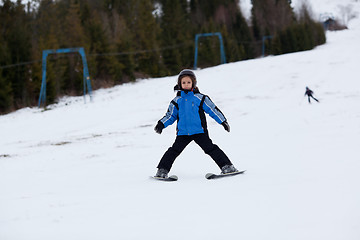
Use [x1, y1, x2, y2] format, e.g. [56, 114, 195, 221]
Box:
[0, 0, 326, 113]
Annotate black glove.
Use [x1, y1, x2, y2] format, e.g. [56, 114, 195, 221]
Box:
[221, 121, 230, 132]
[154, 121, 164, 134]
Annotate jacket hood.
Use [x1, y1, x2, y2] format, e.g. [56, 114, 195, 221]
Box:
[175, 86, 200, 96]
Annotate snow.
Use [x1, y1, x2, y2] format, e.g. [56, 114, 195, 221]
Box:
[239, 0, 360, 24]
[1, 1, 360, 240]
[239, 0, 252, 20]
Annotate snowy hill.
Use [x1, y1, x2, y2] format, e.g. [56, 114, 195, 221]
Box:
[1, 1, 360, 240]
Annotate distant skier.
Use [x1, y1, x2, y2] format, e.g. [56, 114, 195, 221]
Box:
[305, 87, 319, 103]
[153, 69, 238, 178]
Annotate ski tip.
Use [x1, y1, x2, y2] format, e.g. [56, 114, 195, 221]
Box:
[169, 175, 178, 180]
[205, 173, 216, 179]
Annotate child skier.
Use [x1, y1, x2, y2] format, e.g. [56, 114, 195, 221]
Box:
[305, 86, 319, 103]
[154, 69, 237, 178]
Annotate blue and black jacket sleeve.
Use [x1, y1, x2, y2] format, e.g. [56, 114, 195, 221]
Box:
[159, 97, 179, 128]
[201, 95, 227, 124]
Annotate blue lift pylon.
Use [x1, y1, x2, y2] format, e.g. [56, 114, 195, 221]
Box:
[38, 47, 93, 107]
[193, 32, 226, 70]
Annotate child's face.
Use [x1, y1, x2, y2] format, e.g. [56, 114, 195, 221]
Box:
[181, 76, 193, 90]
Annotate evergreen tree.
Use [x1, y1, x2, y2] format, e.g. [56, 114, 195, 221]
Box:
[251, 0, 295, 36]
[81, 2, 114, 82]
[229, 8, 254, 60]
[99, 0, 136, 84]
[297, 3, 326, 47]
[251, 0, 295, 55]
[1, 0, 32, 108]
[33, 0, 66, 104]
[160, 0, 193, 73]
[0, 72, 13, 113]
[271, 1, 325, 55]
[0, 7, 13, 113]
[60, 0, 88, 95]
[122, 0, 163, 77]
[0, 35, 13, 113]
[189, 0, 253, 66]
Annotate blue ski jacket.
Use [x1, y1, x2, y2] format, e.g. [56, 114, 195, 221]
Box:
[159, 89, 227, 136]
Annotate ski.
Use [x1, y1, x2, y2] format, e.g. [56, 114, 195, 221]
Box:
[205, 170, 246, 180]
[151, 175, 178, 182]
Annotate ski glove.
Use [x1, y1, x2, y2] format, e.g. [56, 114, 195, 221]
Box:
[221, 121, 230, 132]
[154, 121, 165, 134]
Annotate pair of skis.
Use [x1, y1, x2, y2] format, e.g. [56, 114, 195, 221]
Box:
[152, 170, 246, 181]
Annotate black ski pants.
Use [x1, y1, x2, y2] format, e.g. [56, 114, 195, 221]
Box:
[157, 133, 232, 171]
[308, 94, 319, 103]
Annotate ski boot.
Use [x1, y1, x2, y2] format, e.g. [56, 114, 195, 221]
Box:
[221, 164, 238, 174]
[155, 168, 169, 178]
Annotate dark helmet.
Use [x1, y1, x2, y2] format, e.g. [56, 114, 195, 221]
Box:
[177, 69, 197, 89]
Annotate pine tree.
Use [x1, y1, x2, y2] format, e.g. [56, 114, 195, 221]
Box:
[251, 0, 295, 55]
[230, 8, 254, 60]
[123, 0, 163, 76]
[0, 72, 13, 113]
[60, 0, 88, 96]
[189, 0, 253, 65]
[271, 1, 326, 55]
[0, 4, 13, 113]
[251, 0, 295, 36]
[33, 0, 64, 104]
[82, 2, 112, 81]
[78, 0, 136, 85]
[0, 35, 13, 113]
[1, 0, 32, 108]
[160, 0, 192, 73]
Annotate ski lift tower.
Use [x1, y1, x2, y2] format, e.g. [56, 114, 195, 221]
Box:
[38, 47, 93, 107]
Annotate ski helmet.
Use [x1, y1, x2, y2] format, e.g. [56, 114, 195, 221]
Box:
[178, 69, 197, 89]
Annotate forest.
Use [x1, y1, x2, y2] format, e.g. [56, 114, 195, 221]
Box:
[0, 0, 326, 113]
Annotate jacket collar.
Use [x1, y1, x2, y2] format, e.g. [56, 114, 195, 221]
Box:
[180, 91, 194, 97]
[176, 88, 200, 96]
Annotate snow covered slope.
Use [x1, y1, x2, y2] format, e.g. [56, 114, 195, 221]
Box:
[1, 2, 360, 240]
